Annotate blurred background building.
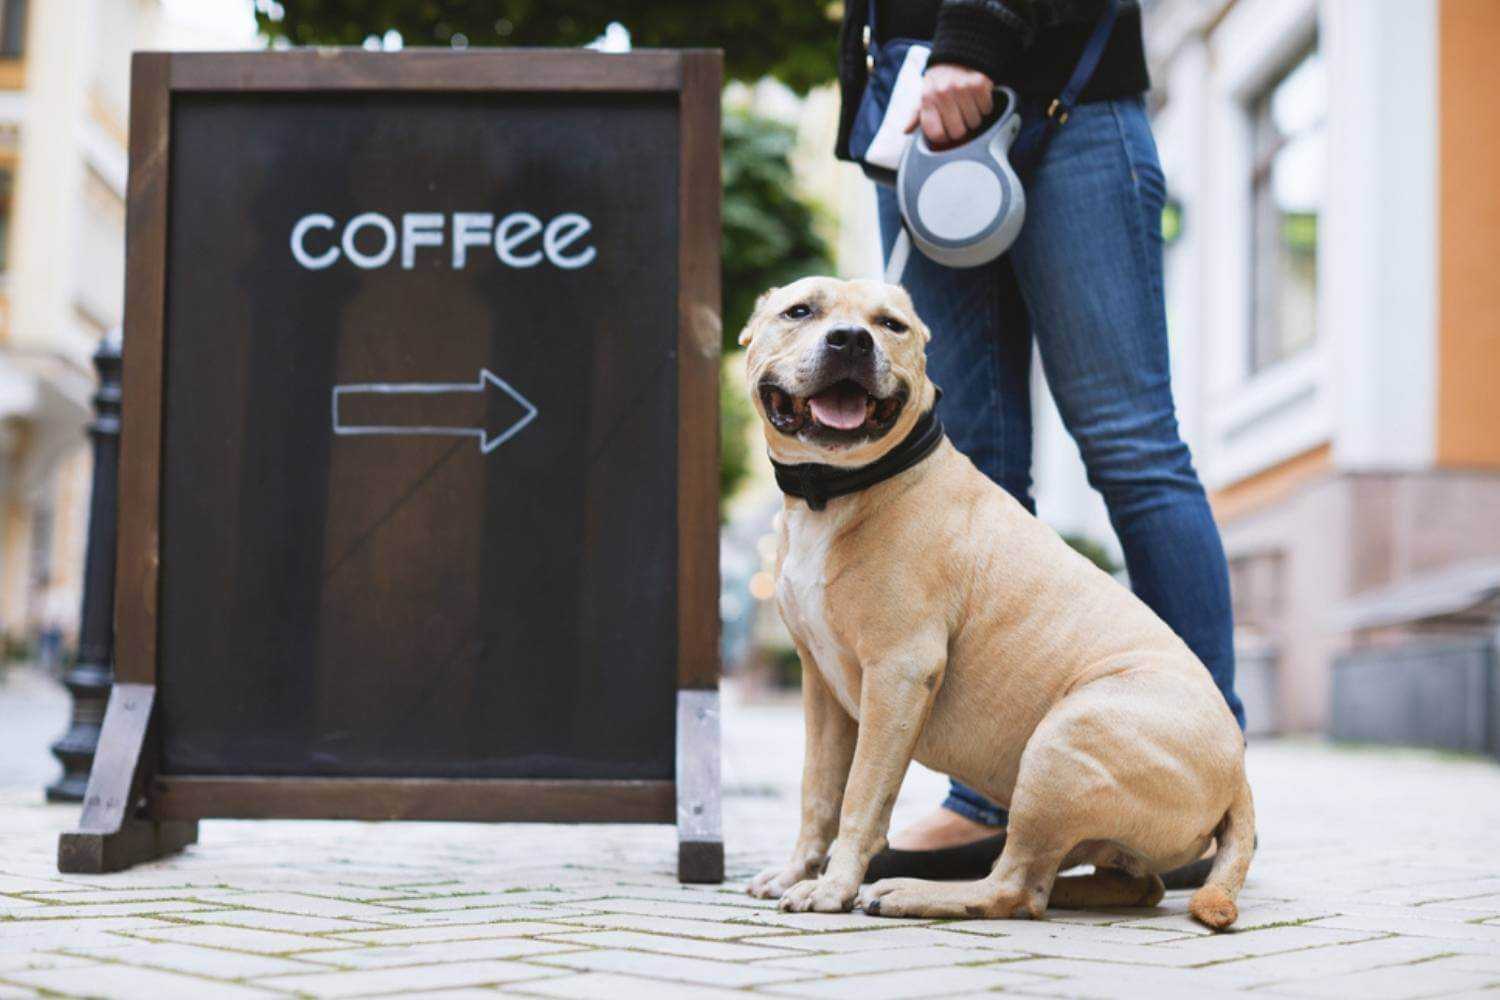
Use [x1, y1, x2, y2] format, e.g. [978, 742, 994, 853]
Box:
[727, 0, 1500, 748]
[0, 0, 1493, 754]
[0, 0, 250, 668]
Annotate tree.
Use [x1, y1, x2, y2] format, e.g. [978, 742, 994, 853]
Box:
[254, 0, 840, 92]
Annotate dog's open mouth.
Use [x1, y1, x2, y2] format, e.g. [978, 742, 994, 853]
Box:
[759, 378, 907, 443]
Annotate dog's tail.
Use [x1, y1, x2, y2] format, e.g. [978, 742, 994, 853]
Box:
[1188, 774, 1256, 931]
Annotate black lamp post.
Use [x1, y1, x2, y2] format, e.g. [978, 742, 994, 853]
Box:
[46, 329, 122, 802]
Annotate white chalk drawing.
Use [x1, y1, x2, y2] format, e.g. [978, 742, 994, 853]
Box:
[332, 368, 538, 454]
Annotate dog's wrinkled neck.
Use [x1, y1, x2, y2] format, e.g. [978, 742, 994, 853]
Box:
[771, 399, 944, 511]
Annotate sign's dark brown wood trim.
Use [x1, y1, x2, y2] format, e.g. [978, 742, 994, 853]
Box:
[150, 778, 676, 824]
[166, 48, 691, 93]
[115, 52, 170, 691]
[65, 49, 723, 880]
[677, 50, 723, 692]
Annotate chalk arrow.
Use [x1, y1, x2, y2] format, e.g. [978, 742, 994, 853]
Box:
[331, 368, 538, 454]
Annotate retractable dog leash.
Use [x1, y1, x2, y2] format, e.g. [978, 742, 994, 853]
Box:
[882, 0, 1121, 286]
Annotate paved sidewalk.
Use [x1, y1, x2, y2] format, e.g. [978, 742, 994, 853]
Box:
[2, 665, 1499, 999]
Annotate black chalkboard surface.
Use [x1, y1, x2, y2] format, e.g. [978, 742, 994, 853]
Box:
[60, 50, 722, 881]
[161, 91, 681, 781]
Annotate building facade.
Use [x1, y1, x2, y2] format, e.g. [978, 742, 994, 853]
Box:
[0, 0, 250, 658]
[1141, 0, 1500, 733]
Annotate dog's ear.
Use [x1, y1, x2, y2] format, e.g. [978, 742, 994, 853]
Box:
[737, 287, 778, 347]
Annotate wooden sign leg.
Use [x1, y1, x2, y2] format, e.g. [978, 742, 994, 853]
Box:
[676, 689, 724, 883]
[58, 683, 197, 874]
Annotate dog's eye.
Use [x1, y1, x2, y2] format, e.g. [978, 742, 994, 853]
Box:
[781, 303, 812, 320]
[877, 315, 908, 334]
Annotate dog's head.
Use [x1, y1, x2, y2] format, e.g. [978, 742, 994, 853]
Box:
[740, 276, 935, 467]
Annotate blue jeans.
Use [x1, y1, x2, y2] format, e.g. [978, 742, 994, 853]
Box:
[877, 96, 1246, 829]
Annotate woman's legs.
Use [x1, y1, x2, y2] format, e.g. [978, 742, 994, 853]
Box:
[1006, 96, 1245, 726]
[874, 97, 1245, 857]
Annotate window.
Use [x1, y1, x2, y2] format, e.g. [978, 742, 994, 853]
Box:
[0, 0, 25, 59]
[1249, 43, 1324, 373]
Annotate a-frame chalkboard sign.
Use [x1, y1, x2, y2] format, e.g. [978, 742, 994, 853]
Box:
[60, 49, 724, 882]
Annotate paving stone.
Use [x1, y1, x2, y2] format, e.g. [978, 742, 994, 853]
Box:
[1311, 914, 1500, 943]
[171, 908, 393, 935]
[60, 940, 333, 979]
[381, 890, 582, 911]
[122, 922, 342, 955]
[753, 943, 1032, 974]
[576, 896, 771, 922]
[1114, 901, 1344, 936]
[0, 900, 213, 921]
[729, 908, 933, 933]
[1257, 958, 1500, 999]
[507, 971, 757, 999]
[0, 952, 100, 974]
[260, 958, 566, 996]
[1165, 935, 1462, 986]
[551, 912, 772, 940]
[937, 919, 1193, 948]
[187, 891, 413, 920]
[997, 962, 1259, 999]
[307, 936, 578, 969]
[0, 919, 181, 954]
[367, 905, 600, 927]
[0, 898, 42, 913]
[744, 925, 1021, 954]
[6, 963, 283, 1000]
[540, 929, 798, 961]
[529, 948, 811, 987]
[328, 920, 580, 946]
[756, 962, 1052, 998]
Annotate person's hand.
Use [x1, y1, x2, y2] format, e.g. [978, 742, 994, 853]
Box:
[906, 65, 995, 149]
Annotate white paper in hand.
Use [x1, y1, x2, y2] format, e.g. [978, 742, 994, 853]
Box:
[864, 44, 930, 173]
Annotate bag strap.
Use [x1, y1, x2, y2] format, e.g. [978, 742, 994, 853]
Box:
[1010, 0, 1120, 178]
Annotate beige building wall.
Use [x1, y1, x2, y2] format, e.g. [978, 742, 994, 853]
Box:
[0, 0, 252, 650]
[1144, 0, 1500, 734]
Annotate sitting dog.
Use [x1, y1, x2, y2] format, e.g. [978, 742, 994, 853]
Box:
[741, 276, 1253, 930]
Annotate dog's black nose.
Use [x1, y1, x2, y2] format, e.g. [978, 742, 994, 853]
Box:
[825, 326, 873, 358]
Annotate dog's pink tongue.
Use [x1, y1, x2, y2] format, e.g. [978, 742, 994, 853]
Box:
[808, 384, 868, 430]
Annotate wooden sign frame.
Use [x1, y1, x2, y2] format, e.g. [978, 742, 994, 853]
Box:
[60, 49, 723, 882]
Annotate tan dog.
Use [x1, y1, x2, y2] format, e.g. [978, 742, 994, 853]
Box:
[741, 276, 1253, 930]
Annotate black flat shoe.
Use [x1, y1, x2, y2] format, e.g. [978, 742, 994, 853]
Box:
[862, 832, 1008, 883]
[1159, 854, 1215, 890]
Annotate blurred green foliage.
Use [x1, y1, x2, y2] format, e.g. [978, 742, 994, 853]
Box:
[720, 111, 832, 507]
[253, 1, 841, 92]
[721, 110, 832, 353]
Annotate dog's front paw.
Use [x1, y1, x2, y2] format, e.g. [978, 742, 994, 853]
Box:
[748, 862, 816, 900]
[778, 877, 857, 913]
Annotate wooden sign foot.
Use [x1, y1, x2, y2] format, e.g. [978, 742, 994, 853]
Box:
[57, 683, 197, 874]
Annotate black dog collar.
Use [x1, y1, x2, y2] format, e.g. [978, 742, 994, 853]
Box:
[771, 401, 944, 511]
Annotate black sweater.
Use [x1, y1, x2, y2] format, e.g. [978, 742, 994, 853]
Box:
[836, 0, 1150, 160]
